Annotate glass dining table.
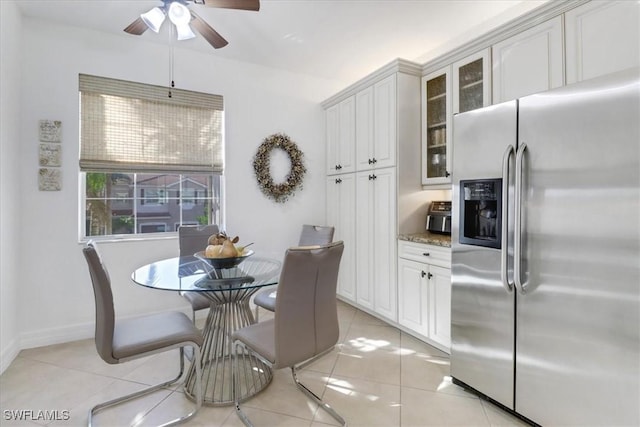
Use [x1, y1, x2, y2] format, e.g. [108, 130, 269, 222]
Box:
[131, 254, 281, 406]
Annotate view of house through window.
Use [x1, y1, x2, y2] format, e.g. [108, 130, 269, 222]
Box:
[79, 74, 224, 239]
[84, 172, 222, 237]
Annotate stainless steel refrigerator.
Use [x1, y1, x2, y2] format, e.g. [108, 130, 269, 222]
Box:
[450, 68, 639, 426]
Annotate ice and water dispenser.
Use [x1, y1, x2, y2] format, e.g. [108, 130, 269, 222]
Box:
[459, 179, 502, 249]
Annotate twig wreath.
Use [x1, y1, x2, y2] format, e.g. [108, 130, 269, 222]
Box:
[253, 133, 306, 203]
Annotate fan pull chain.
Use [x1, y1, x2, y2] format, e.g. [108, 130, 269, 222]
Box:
[169, 24, 175, 98]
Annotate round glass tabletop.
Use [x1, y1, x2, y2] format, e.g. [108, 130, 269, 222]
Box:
[131, 255, 281, 292]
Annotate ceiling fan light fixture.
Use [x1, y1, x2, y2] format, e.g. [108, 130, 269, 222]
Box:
[168, 2, 191, 26]
[140, 7, 166, 33]
[175, 24, 197, 40]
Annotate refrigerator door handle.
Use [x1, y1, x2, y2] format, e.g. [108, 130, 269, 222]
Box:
[501, 145, 515, 292]
[514, 142, 528, 294]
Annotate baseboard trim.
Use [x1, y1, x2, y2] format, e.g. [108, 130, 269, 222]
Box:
[1, 306, 194, 375]
[19, 321, 95, 351]
[0, 337, 20, 375]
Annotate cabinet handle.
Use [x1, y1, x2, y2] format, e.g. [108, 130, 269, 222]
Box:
[337, 164, 343, 170]
[445, 171, 450, 177]
[372, 158, 377, 164]
[428, 272, 433, 279]
[335, 178, 342, 184]
[421, 270, 426, 278]
[368, 174, 373, 180]
[422, 252, 430, 257]
[368, 158, 373, 165]
[372, 174, 377, 180]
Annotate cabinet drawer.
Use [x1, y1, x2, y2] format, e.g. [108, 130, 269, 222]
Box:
[398, 240, 451, 268]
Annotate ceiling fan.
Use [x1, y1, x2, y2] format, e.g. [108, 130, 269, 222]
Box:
[124, 0, 260, 49]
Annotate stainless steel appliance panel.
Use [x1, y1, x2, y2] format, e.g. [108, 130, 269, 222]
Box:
[515, 69, 640, 426]
[451, 101, 517, 409]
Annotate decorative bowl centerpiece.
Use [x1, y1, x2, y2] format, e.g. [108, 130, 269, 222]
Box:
[195, 231, 254, 270]
[194, 249, 254, 270]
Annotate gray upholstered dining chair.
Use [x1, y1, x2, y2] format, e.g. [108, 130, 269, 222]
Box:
[83, 241, 203, 427]
[178, 224, 219, 323]
[232, 241, 346, 427]
[253, 224, 334, 320]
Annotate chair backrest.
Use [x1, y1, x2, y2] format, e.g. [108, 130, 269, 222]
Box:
[82, 241, 118, 364]
[178, 224, 220, 256]
[273, 241, 344, 369]
[298, 225, 335, 246]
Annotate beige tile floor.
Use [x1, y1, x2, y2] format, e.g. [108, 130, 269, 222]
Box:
[1, 301, 530, 427]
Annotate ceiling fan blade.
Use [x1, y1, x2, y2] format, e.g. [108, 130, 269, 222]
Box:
[190, 11, 229, 49]
[124, 17, 148, 35]
[200, 0, 260, 11]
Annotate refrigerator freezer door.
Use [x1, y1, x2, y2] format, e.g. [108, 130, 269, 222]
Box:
[451, 101, 517, 409]
[516, 68, 640, 425]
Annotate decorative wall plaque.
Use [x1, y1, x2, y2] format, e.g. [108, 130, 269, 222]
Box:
[39, 168, 62, 191]
[38, 119, 63, 190]
[39, 120, 62, 142]
[39, 143, 62, 167]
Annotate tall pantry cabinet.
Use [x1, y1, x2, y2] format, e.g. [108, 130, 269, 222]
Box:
[324, 60, 423, 323]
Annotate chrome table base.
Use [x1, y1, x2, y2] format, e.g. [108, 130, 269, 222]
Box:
[185, 288, 272, 406]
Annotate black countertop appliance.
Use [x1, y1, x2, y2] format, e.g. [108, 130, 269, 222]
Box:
[426, 201, 452, 234]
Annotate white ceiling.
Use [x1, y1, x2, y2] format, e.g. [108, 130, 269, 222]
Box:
[14, 0, 548, 85]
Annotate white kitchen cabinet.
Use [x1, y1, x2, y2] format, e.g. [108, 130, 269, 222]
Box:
[326, 173, 356, 302]
[422, 49, 491, 187]
[421, 67, 452, 186]
[373, 75, 397, 169]
[356, 167, 397, 321]
[492, 16, 564, 103]
[565, 1, 640, 84]
[398, 258, 429, 336]
[323, 60, 422, 322]
[452, 48, 491, 114]
[356, 75, 397, 171]
[326, 96, 356, 175]
[427, 264, 451, 349]
[355, 86, 374, 172]
[397, 240, 451, 352]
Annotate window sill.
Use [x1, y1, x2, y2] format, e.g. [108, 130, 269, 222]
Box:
[79, 233, 177, 245]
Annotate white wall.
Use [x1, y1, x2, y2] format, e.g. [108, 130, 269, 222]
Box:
[0, 0, 23, 374]
[1, 14, 344, 372]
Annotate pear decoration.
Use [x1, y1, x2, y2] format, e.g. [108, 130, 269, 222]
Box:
[204, 232, 247, 258]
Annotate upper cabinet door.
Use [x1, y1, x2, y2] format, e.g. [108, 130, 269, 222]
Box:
[356, 75, 397, 171]
[492, 16, 564, 103]
[373, 75, 397, 169]
[565, 1, 640, 84]
[421, 66, 452, 185]
[355, 86, 375, 171]
[326, 96, 356, 175]
[453, 49, 491, 114]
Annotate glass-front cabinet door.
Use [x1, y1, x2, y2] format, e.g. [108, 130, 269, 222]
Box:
[453, 49, 491, 114]
[422, 67, 451, 185]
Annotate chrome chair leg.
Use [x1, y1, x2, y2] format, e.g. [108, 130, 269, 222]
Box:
[233, 342, 345, 427]
[88, 345, 202, 427]
[290, 365, 346, 426]
[233, 341, 254, 427]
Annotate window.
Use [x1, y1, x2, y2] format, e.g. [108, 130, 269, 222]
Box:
[79, 74, 224, 239]
[142, 188, 168, 206]
[84, 172, 222, 237]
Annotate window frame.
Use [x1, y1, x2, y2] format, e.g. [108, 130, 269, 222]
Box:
[79, 172, 225, 242]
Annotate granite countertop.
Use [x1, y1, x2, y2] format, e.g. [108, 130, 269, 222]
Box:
[398, 232, 451, 248]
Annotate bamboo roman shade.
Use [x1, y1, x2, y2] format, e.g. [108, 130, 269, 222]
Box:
[79, 74, 224, 173]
